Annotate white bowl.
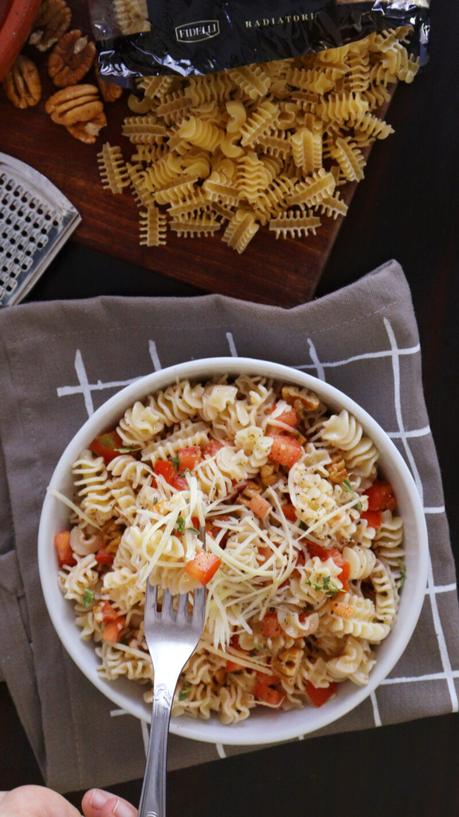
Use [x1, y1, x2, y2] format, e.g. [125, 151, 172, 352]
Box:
[38, 357, 428, 745]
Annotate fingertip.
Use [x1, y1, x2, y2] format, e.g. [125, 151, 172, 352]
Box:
[81, 789, 110, 815]
[82, 789, 137, 817]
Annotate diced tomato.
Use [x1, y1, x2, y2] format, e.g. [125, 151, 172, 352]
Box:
[306, 543, 350, 591]
[154, 459, 187, 490]
[101, 601, 120, 622]
[282, 502, 297, 522]
[154, 459, 177, 484]
[305, 681, 337, 707]
[338, 560, 350, 592]
[102, 617, 125, 643]
[96, 549, 114, 566]
[178, 446, 202, 471]
[360, 510, 382, 528]
[191, 516, 200, 530]
[255, 672, 285, 707]
[205, 521, 220, 538]
[277, 407, 299, 427]
[256, 671, 279, 685]
[364, 481, 396, 512]
[261, 611, 283, 638]
[256, 685, 285, 706]
[101, 604, 126, 641]
[257, 545, 272, 563]
[268, 404, 299, 433]
[270, 403, 300, 428]
[185, 551, 221, 585]
[327, 549, 350, 591]
[249, 494, 271, 520]
[269, 435, 302, 469]
[306, 541, 330, 560]
[296, 549, 306, 566]
[54, 530, 76, 567]
[89, 430, 123, 464]
[203, 440, 224, 457]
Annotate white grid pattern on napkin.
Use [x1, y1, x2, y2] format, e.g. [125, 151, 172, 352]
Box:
[54, 320, 458, 758]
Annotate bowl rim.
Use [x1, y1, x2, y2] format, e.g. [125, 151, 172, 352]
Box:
[38, 356, 429, 745]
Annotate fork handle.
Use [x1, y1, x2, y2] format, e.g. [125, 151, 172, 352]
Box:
[139, 679, 175, 817]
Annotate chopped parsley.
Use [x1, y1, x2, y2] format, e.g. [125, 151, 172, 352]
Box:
[175, 514, 186, 533]
[82, 589, 95, 607]
[306, 575, 340, 597]
[179, 686, 191, 701]
[171, 455, 180, 470]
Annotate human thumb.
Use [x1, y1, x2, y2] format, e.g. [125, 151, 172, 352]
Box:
[82, 789, 138, 817]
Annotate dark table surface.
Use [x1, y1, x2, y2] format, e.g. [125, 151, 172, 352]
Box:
[2, 1, 459, 814]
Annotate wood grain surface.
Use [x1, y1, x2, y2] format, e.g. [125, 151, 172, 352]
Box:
[0, 2, 392, 307]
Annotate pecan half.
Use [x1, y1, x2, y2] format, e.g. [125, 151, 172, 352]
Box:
[45, 84, 102, 125]
[96, 67, 123, 103]
[48, 29, 96, 87]
[67, 111, 107, 144]
[45, 84, 106, 143]
[29, 0, 72, 52]
[3, 55, 42, 109]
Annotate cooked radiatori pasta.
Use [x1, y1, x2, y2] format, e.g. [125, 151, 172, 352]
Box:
[56, 376, 404, 723]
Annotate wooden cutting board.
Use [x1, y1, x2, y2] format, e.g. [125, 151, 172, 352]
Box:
[0, 3, 391, 307]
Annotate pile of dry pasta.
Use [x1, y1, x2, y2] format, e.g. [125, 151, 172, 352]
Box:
[97, 27, 419, 252]
[56, 377, 404, 723]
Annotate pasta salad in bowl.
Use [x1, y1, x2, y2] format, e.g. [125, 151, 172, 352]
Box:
[38, 358, 428, 745]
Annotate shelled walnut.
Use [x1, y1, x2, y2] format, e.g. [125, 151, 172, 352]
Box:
[45, 84, 107, 143]
[29, 0, 72, 52]
[281, 385, 321, 413]
[3, 55, 42, 109]
[239, 480, 262, 508]
[260, 463, 279, 487]
[48, 29, 96, 87]
[326, 451, 348, 484]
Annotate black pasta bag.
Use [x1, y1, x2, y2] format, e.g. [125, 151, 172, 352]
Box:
[90, 0, 430, 81]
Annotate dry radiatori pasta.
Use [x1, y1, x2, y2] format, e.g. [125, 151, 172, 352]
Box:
[96, 28, 419, 252]
[56, 376, 404, 723]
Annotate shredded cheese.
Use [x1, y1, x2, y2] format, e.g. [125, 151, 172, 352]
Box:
[49, 487, 102, 530]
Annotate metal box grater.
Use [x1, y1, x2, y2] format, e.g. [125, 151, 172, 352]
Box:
[0, 152, 81, 306]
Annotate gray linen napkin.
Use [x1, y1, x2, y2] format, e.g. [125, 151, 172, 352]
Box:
[0, 259, 458, 794]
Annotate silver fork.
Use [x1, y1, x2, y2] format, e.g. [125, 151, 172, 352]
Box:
[139, 577, 207, 817]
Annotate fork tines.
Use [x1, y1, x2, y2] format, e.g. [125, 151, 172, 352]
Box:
[146, 582, 206, 626]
